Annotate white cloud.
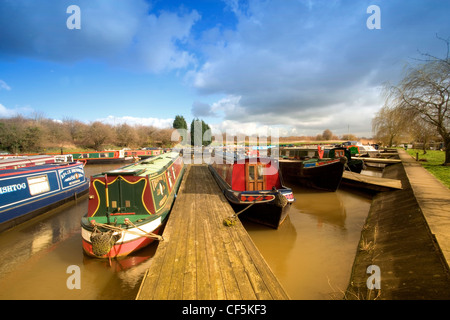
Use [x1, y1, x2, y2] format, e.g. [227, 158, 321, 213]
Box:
[97, 115, 173, 129]
[0, 80, 11, 91]
[0, 103, 33, 117]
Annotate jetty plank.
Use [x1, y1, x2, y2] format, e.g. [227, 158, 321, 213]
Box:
[136, 164, 289, 300]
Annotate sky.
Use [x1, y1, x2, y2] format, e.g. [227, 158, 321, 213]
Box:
[0, 0, 449, 138]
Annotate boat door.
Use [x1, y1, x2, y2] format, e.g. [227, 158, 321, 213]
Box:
[245, 163, 265, 191]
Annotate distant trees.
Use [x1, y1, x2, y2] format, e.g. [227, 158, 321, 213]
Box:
[372, 105, 409, 147]
[0, 116, 175, 153]
[0, 116, 44, 153]
[315, 129, 339, 141]
[190, 118, 211, 146]
[172, 115, 187, 130]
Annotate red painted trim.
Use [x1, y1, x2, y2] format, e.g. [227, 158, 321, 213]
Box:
[0, 162, 82, 178]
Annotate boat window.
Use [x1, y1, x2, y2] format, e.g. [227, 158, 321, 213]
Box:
[27, 175, 50, 196]
[336, 150, 345, 157]
[248, 165, 255, 181]
[257, 165, 264, 179]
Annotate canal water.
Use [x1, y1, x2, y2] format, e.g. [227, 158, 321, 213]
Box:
[0, 163, 373, 300]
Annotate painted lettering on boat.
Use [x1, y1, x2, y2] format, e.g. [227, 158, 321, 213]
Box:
[0, 183, 27, 195]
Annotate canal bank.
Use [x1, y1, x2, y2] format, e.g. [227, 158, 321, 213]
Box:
[345, 149, 450, 299]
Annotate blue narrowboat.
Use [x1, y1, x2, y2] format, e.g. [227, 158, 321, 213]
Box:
[0, 159, 89, 232]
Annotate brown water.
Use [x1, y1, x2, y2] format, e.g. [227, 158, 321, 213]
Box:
[243, 183, 372, 299]
[0, 164, 373, 300]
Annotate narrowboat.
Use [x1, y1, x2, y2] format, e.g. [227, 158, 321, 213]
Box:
[342, 141, 378, 157]
[321, 146, 364, 173]
[9, 150, 133, 164]
[208, 153, 294, 229]
[72, 150, 134, 164]
[0, 155, 67, 170]
[279, 147, 346, 191]
[81, 151, 185, 259]
[0, 159, 89, 233]
[124, 148, 163, 160]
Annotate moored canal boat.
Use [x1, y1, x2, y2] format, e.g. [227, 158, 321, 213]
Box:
[279, 147, 346, 191]
[0, 155, 65, 170]
[124, 148, 163, 160]
[72, 150, 134, 164]
[208, 153, 294, 229]
[322, 146, 364, 173]
[81, 151, 185, 259]
[0, 160, 89, 233]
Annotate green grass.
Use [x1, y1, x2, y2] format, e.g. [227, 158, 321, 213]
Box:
[406, 149, 450, 189]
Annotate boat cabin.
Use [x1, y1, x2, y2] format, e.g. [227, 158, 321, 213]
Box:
[280, 147, 319, 160]
[210, 154, 282, 192]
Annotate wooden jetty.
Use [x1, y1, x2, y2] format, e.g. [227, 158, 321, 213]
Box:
[136, 164, 289, 300]
[341, 170, 402, 192]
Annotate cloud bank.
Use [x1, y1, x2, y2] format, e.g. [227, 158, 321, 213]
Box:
[0, 0, 200, 73]
[1, 0, 449, 137]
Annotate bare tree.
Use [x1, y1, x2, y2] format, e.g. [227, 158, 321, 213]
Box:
[85, 121, 113, 150]
[115, 123, 138, 148]
[372, 105, 409, 147]
[384, 36, 450, 164]
[409, 117, 438, 154]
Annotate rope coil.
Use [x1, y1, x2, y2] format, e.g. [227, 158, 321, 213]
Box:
[90, 226, 121, 257]
[89, 219, 164, 257]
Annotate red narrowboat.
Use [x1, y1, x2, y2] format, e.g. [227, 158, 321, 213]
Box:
[208, 153, 294, 229]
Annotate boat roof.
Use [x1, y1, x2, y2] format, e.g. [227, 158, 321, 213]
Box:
[0, 155, 56, 166]
[214, 151, 279, 165]
[101, 152, 180, 177]
[0, 162, 80, 177]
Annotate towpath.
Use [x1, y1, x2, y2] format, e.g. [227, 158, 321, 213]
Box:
[346, 149, 450, 299]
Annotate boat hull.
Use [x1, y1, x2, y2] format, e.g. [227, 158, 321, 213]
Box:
[279, 158, 345, 191]
[208, 161, 294, 229]
[0, 162, 89, 233]
[81, 218, 165, 258]
[228, 197, 292, 229]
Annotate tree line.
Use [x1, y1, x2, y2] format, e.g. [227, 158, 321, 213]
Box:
[372, 36, 450, 165]
[0, 116, 175, 154]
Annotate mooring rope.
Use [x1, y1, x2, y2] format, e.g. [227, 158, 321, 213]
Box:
[90, 220, 163, 241]
[124, 218, 164, 241]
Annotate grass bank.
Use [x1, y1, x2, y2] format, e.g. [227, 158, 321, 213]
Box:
[406, 149, 450, 189]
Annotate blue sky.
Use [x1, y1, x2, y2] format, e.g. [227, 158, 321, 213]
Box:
[0, 0, 449, 138]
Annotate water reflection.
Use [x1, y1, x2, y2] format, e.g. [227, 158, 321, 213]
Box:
[245, 184, 372, 300]
[293, 189, 347, 230]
